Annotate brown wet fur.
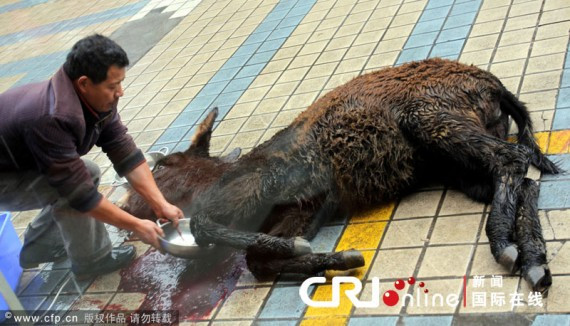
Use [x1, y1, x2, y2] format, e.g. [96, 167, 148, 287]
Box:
[121, 58, 559, 288]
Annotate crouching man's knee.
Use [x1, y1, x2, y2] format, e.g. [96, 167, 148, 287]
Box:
[81, 159, 101, 186]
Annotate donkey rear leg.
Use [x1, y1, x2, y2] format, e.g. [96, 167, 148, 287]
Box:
[246, 250, 365, 279]
[400, 113, 531, 273]
[515, 178, 551, 294]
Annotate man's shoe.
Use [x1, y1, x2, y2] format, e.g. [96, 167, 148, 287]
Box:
[72, 245, 136, 280]
[20, 243, 67, 269]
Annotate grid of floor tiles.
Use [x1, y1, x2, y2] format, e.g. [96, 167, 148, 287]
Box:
[2, 0, 570, 325]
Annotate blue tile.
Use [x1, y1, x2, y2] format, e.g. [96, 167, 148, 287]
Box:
[451, 0, 482, 16]
[430, 39, 465, 58]
[248, 50, 276, 65]
[210, 67, 241, 83]
[273, 0, 297, 11]
[264, 8, 290, 22]
[437, 25, 471, 43]
[402, 316, 453, 326]
[224, 76, 255, 93]
[222, 55, 251, 69]
[349, 317, 398, 326]
[267, 26, 297, 41]
[397, 46, 432, 64]
[310, 225, 344, 253]
[553, 108, 570, 130]
[279, 14, 306, 28]
[255, 19, 282, 33]
[233, 43, 262, 58]
[560, 69, 570, 88]
[425, 0, 454, 10]
[156, 126, 192, 144]
[444, 11, 478, 29]
[532, 314, 570, 326]
[413, 18, 446, 34]
[171, 110, 203, 127]
[0, 0, 50, 15]
[557, 87, 570, 109]
[182, 126, 199, 142]
[185, 94, 217, 111]
[213, 90, 244, 107]
[199, 80, 229, 96]
[21, 270, 69, 296]
[257, 37, 287, 53]
[288, 3, 316, 17]
[256, 321, 297, 326]
[405, 32, 439, 48]
[420, 6, 452, 21]
[538, 180, 570, 209]
[244, 31, 272, 45]
[173, 140, 191, 153]
[0, 51, 65, 82]
[541, 155, 570, 181]
[259, 286, 314, 319]
[236, 63, 266, 79]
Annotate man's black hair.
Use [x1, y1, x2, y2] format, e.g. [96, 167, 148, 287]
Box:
[63, 34, 129, 84]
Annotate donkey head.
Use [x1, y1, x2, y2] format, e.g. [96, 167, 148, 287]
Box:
[119, 108, 240, 219]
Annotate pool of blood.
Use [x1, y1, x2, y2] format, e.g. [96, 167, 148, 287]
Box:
[118, 246, 245, 321]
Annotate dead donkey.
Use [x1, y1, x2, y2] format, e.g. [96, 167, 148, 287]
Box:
[122, 58, 561, 293]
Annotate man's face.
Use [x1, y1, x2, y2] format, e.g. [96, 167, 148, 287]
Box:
[81, 65, 125, 113]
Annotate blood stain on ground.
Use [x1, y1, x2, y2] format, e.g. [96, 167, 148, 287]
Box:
[118, 246, 245, 321]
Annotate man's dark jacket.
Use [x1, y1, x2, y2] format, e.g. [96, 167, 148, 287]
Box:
[0, 67, 144, 212]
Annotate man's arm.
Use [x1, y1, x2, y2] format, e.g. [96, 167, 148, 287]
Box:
[97, 108, 183, 224]
[125, 161, 183, 226]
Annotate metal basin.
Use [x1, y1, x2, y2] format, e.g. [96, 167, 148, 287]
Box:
[157, 218, 216, 259]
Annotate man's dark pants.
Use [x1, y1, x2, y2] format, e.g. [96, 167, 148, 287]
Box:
[0, 159, 112, 268]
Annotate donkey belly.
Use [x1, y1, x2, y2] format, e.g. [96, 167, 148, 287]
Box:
[314, 108, 417, 207]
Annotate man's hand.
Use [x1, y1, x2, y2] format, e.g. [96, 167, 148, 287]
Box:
[155, 201, 184, 228]
[88, 197, 167, 250]
[133, 219, 165, 249]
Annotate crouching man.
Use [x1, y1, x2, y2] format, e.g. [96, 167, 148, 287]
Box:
[0, 34, 183, 279]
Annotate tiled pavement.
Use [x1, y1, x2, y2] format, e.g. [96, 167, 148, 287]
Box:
[1, 0, 570, 325]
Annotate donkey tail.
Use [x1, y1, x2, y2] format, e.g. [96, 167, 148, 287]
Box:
[500, 90, 561, 174]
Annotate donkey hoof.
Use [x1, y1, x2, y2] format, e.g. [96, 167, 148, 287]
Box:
[293, 237, 312, 256]
[524, 266, 552, 296]
[498, 245, 519, 273]
[337, 250, 365, 270]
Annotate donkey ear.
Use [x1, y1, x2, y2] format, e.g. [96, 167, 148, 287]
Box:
[186, 107, 218, 156]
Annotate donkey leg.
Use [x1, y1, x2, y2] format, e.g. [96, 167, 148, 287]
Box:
[515, 178, 551, 294]
[246, 250, 365, 279]
[482, 142, 532, 273]
[191, 215, 312, 258]
[400, 112, 531, 273]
